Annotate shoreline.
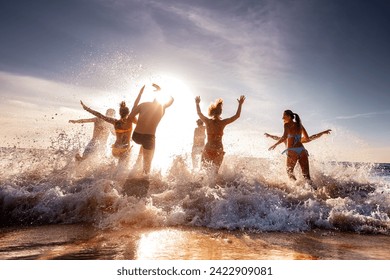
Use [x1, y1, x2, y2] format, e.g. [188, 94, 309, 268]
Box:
[1, 224, 389, 260]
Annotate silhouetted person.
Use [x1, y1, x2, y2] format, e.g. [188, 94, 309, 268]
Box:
[128, 84, 174, 175]
[195, 95, 245, 175]
[191, 119, 206, 170]
[80, 85, 145, 174]
[69, 108, 115, 161]
[268, 110, 313, 182]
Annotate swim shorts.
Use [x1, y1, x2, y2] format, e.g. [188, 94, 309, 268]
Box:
[132, 131, 156, 150]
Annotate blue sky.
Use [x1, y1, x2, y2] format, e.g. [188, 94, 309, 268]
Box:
[1, 0, 389, 163]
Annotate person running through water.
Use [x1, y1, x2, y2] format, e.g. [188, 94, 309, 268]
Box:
[195, 95, 245, 175]
[128, 83, 174, 175]
[268, 109, 314, 182]
[80, 85, 145, 174]
[69, 108, 115, 161]
[191, 119, 206, 170]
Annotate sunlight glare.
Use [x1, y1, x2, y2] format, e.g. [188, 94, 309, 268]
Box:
[136, 229, 186, 259]
[144, 75, 197, 173]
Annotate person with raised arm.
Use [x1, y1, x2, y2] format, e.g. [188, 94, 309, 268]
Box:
[127, 84, 174, 175]
[268, 110, 316, 182]
[69, 108, 115, 161]
[191, 119, 206, 170]
[80, 85, 145, 172]
[195, 95, 245, 175]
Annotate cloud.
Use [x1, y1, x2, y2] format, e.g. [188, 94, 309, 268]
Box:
[142, 1, 290, 112]
[335, 111, 390, 120]
[0, 71, 113, 109]
[6, 99, 39, 110]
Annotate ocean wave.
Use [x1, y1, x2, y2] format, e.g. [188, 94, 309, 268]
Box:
[0, 147, 389, 234]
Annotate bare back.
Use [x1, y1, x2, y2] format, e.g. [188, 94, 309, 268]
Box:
[93, 118, 111, 141]
[284, 122, 305, 148]
[203, 118, 231, 150]
[133, 102, 165, 135]
[113, 117, 134, 146]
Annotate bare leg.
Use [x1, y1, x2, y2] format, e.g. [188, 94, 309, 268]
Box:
[142, 148, 154, 175]
[115, 149, 131, 179]
[286, 153, 298, 181]
[298, 152, 311, 181]
[134, 146, 143, 172]
[192, 149, 202, 170]
[191, 151, 197, 169]
[214, 152, 224, 175]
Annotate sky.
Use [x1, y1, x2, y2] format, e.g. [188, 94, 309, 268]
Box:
[1, 0, 389, 163]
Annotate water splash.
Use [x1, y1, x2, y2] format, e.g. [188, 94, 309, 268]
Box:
[0, 136, 389, 234]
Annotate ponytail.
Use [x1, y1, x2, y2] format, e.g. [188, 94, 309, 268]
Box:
[119, 101, 129, 119]
[284, 110, 302, 128]
[293, 113, 302, 128]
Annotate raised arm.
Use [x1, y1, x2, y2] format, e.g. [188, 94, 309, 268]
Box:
[164, 96, 174, 109]
[133, 85, 145, 109]
[223, 95, 245, 125]
[80, 101, 116, 124]
[69, 118, 96, 124]
[195, 96, 208, 123]
[127, 85, 146, 124]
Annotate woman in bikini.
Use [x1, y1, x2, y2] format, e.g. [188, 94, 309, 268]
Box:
[195, 95, 245, 174]
[268, 110, 311, 181]
[80, 85, 145, 170]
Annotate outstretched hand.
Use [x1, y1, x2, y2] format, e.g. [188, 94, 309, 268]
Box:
[195, 96, 201, 104]
[323, 129, 332, 134]
[237, 95, 245, 105]
[152, 83, 161, 91]
[268, 144, 277, 151]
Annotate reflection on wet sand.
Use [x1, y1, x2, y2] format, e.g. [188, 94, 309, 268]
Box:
[0, 224, 389, 260]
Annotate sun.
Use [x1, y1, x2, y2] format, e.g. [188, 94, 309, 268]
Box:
[140, 75, 197, 173]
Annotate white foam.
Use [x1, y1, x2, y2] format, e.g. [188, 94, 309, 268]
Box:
[0, 147, 389, 234]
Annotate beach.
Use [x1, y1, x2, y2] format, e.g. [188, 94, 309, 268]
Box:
[0, 147, 389, 261]
[1, 224, 389, 260]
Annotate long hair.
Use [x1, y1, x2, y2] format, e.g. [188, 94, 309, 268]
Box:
[119, 101, 129, 119]
[284, 109, 301, 128]
[208, 99, 223, 118]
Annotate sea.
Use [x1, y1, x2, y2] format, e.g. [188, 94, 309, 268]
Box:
[0, 142, 389, 260]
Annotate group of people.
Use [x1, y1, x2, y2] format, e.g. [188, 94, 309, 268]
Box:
[190, 97, 330, 183]
[69, 84, 173, 176]
[70, 83, 331, 183]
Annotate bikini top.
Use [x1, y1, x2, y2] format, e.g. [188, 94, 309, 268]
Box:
[115, 128, 132, 134]
[287, 134, 301, 146]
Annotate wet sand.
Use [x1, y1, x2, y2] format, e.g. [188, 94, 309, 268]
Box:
[0, 224, 389, 260]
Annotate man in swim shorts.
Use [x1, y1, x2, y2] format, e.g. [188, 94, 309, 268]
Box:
[128, 84, 174, 174]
